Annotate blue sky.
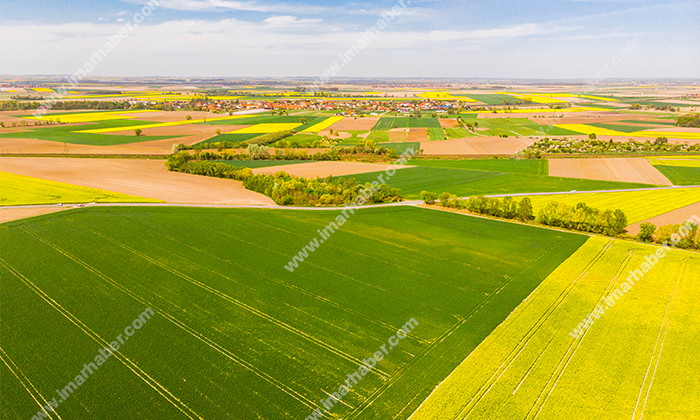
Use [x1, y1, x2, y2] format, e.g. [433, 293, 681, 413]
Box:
[0, 0, 698, 78]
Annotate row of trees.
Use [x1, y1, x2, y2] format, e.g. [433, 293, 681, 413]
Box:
[677, 113, 700, 128]
[637, 221, 700, 250]
[244, 173, 403, 206]
[522, 137, 700, 156]
[423, 192, 536, 222]
[422, 192, 628, 236]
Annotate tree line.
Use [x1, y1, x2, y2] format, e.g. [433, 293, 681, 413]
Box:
[422, 192, 628, 236]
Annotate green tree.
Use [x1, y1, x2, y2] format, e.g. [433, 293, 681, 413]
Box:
[518, 197, 534, 221]
[637, 222, 656, 242]
[185, 115, 192, 120]
[588, 132, 597, 140]
[421, 191, 438, 205]
[438, 192, 451, 207]
[134, 128, 142, 136]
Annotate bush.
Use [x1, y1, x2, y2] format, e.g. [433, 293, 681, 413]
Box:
[637, 222, 656, 242]
[134, 128, 142, 136]
[421, 191, 437, 205]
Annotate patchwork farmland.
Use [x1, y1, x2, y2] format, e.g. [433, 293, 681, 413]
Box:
[2, 80, 700, 420]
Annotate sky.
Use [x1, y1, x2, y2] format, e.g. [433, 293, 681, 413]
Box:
[0, 0, 698, 79]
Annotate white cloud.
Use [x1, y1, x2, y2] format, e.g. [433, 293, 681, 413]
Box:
[263, 15, 322, 28]
[120, 0, 328, 14]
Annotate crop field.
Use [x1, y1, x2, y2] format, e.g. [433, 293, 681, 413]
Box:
[0, 206, 587, 420]
[427, 127, 447, 141]
[554, 124, 700, 140]
[352, 167, 654, 199]
[22, 110, 159, 124]
[0, 119, 184, 146]
[411, 159, 548, 175]
[444, 127, 478, 138]
[0, 172, 161, 206]
[647, 157, 700, 185]
[373, 117, 442, 130]
[301, 116, 344, 132]
[472, 118, 579, 137]
[227, 123, 302, 134]
[499, 92, 567, 104]
[378, 142, 421, 154]
[411, 237, 700, 420]
[464, 93, 522, 105]
[75, 114, 258, 134]
[523, 187, 700, 224]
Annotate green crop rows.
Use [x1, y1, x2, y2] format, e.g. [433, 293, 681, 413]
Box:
[372, 117, 442, 130]
[0, 206, 585, 420]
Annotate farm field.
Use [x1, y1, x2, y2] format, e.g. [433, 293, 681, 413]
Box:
[251, 161, 410, 178]
[420, 136, 537, 155]
[0, 172, 161, 206]
[647, 157, 700, 185]
[548, 158, 673, 186]
[523, 187, 700, 224]
[411, 237, 700, 420]
[0, 119, 184, 146]
[411, 159, 548, 175]
[351, 166, 655, 199]
[373, 117, 442, 130]
[0, 157, 275, 205]
[0, 206, 587, 420]
[626, 201, 700, 235]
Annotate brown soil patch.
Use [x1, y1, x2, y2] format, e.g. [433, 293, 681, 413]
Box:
[253, 161, 412, 178]
[0, 157, 274, 205]
[326, 117, 379, 131]
[420, 137, 536, 155]
[439, 119, 458, 128]
[408, 128, 428, 142]
[0, 207, 69, 224]
[548, 158, 673, 186]
[627, 201, 700, 236]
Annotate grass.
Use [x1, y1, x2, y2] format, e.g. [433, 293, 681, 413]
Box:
[372, 117, 442, 130]
[651, 165, 700, 186]
[352, 167, 655, 199]
[411, 159, 549, 175]
[464, 93, 522, 105]
[411, 236, 700, 419]
[0, 172, 161, 205]
[427, 127, 446, 141]
[523, 187, 700, 223]
[378, 142, 421, 154]
[444, 127, 478, 138]
[0, 206, 586, 420]
[0, 119, 182, 146]
[365, 130, 390, 142]
[475, 118, 579, 137]
[589, 122, 651, 133]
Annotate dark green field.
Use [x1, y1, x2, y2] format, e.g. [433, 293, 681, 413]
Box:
[653, 165, 700, 185]
[589, 123, 649, 133]
[411, 159, 548, 175]
[0, 120, 183, 146]
[372, 117, 442, 130]
[352, 166, 656, 198]
[464, 93, 521, 105]
[0, 206, 586, 420]
[474, 118, 579, 137]
[378, 142, 421, 154]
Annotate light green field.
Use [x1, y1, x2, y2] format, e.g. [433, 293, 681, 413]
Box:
[524, 187, 700, 224]
[0, 172, 161, 205]
[647, 157, 700, 168]
[411, 236, 700, 420]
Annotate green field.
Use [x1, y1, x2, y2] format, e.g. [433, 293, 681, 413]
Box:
[378, 142, 421, 154]
[0, 172, 161, 205]
[474, 118, 579, 137]
[444, 127, 478, 138]
[411, 159, 548, 175]
[411, 236, 700, 419]
[523, 187, 700, 224]
[589, 122, 652, 133]
[372, 117, 442, 130]
[464, 93, 521, 105]
[647, 157, 700, 185]
[0, 206, 586, 420]
[352, 167, 655, 199]
[427, 127, 446, 141]
[0, 120, 183, 146]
